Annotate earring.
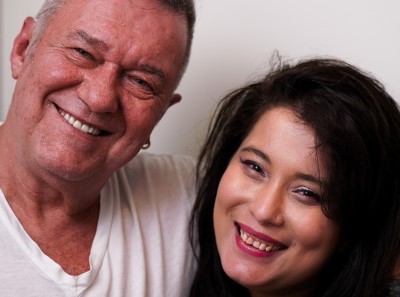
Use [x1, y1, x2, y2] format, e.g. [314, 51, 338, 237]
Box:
[142, 140, 151, 150]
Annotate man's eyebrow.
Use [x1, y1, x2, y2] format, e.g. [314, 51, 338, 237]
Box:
[68, 30, 167, 81]
[68, 30, 109, 51]
[134, 63, 167, 81]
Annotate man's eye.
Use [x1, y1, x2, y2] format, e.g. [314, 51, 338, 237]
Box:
[74, 48, 94, 60]
[134, 78, 151, 89]
[127, 76, 154, 92]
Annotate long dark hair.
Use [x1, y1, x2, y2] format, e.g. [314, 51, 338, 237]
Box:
[189, 58, 400, 297]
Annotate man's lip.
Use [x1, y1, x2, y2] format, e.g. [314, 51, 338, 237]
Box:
[236, 222, 285, 246]
[55, 104, 110, 136]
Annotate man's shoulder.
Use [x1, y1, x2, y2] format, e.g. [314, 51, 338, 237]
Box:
[115, 152, 196, 194]
[124, 152, 196, 177]
[110, 152, 196, 213]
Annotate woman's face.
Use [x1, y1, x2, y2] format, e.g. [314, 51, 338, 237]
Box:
[214, 107, 340, 297]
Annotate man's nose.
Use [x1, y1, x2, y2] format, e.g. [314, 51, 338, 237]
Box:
[249, 181, 285, 226]
[78, 64, 119, 113]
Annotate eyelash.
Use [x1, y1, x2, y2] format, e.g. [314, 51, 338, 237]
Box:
[294, 186, 321, 203]
[72, 48, 155, 94]
[126, 75, 154, 93]
[74, 48, 94, 60]
[241, 159, 266, 177]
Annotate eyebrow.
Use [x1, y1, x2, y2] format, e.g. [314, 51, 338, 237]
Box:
[295, 173, 323, 186]
[134, 63, 167, 81]
[68, 30, 109, 51]
[241, 146, 324, 186]
[241, 147, 271, 163]
[68, 30, 167, 81]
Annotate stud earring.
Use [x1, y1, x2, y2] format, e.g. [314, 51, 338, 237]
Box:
[141, 140, 151, 150]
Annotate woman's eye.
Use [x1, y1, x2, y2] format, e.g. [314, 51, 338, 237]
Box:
[294, 186, 321, 204]
[241, 159, 266, 177]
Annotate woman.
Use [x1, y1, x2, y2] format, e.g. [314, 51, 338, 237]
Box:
[189, 58, 400, 297]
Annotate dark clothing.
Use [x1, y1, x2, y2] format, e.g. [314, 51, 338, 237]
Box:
[389, 279, 400, 297]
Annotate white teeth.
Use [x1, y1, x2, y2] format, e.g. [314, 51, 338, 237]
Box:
[59, 109, 101, 136]
[68, 116, 75, 125]
[81, 124, 89, 133]
[252, 241, 260, 248]
[242, 233, 248, 241]
[73, 120, 82, 129]
[239, 228, 281, 252]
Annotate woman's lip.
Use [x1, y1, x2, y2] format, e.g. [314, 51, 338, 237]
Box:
[236, 222, 286, 246]
[235, 231, 275, 257]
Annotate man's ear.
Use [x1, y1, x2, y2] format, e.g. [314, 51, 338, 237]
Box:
[10, 17, 36, 79]
[169, 93, 182, 107]
[157, 93, 182, 122]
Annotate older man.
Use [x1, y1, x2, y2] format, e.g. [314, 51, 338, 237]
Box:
[0, 0, 196, 296]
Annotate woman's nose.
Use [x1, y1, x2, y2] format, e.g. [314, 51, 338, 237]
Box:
[249, 181, 285, 226]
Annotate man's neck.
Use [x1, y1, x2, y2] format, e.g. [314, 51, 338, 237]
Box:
[0, 124, 102, 275]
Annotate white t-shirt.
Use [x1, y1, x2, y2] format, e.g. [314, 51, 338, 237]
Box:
[0, 153, 196, 297]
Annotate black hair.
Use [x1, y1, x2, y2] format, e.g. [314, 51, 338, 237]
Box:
[189, 58, 400, 297]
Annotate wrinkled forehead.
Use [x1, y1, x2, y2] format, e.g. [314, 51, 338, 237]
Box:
[53, 0, 186, 26]
[47, 0, 187, 49]
[46, 0, 187, 52]
[40, 0, 189, 89]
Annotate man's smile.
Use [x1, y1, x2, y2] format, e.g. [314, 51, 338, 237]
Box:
[57, 106, 102, 136]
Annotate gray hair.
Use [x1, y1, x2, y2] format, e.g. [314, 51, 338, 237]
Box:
[156, 0, 196, 79]
[30, 0, 196, 84]
[31, 0, 65, 45]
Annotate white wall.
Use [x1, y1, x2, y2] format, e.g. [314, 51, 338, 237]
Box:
[1, 1, 43, 118]
[1, 0, 399, 157]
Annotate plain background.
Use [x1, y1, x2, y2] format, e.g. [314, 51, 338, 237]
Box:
[1, 0, 399, 157]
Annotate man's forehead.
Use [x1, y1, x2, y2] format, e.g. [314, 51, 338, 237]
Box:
[47, 0, 185, 35]
[60, 0, 173, 13]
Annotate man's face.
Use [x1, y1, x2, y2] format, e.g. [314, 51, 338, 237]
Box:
[8, 0, 188, 183]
